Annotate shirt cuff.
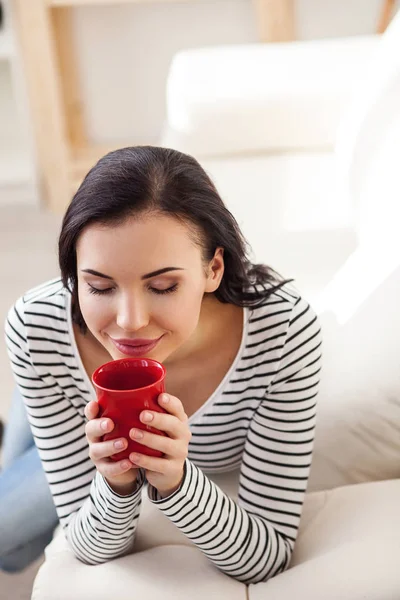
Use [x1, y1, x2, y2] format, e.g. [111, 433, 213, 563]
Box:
[147, 459, 196, 506]
[98, 468, 146, 503]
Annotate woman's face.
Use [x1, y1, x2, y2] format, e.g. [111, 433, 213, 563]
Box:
[76, 214, 224, 363]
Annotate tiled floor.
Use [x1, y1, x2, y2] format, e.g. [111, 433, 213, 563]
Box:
[0, 204, 62, 600]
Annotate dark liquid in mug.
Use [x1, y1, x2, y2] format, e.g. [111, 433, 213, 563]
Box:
[99, 370, 157, 391]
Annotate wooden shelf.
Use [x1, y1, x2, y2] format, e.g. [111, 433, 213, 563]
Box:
[0, 0, 39, 206]
[14, 0, 296, 212]
[254, 0, 295, 43]
[8, 0, 395, 211]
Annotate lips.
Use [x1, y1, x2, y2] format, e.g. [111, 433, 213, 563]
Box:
[110, 335, 163, 357]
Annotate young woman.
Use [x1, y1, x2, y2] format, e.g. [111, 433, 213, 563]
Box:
[3, 146, 322, 583]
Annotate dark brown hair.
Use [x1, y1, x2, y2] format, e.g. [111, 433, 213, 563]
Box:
[59, 146, 291, 332]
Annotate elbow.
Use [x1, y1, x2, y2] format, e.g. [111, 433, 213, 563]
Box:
[68, 541, 105, 566]
[74, 553, 100, 566]
[67, 536, 126, 566]
[70, 546, 124, 566]
[243, 538, 293, 585]
[65, 521, 136, 566]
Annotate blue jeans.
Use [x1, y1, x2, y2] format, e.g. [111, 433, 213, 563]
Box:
[0, 389, 59, 573]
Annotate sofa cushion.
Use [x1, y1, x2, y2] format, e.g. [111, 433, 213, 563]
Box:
[32, 543, 246, 600]
[250, 479, 400, 600]
[308, 240, 400, 491]
[32, 474, 400, 600]
[161, 36, 379, 156]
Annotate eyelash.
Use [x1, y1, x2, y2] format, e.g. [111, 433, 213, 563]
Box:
[87, 284, 178, 296]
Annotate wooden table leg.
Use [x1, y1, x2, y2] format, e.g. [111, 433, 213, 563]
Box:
[253, 0, 296, 43]
[377, 0, 396, 33]
[13, 0, 71, 212]
[51, 7, 87, 151]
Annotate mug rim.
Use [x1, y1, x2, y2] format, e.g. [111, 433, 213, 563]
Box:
[91, 357, 166, 393]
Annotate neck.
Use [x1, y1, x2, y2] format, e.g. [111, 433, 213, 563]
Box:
[164, 294, 241, 368]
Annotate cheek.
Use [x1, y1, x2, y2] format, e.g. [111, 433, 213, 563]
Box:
[164, 287, 204, 337]
[78, 291, 112, 334]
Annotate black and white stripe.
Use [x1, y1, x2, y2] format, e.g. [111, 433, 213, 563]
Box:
[5, 278, 321, 583]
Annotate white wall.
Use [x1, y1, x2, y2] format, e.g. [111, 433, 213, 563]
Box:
[73, 0, 383, 145]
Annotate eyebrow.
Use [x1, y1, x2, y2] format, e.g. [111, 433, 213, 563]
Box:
[81, 267, 185, 281]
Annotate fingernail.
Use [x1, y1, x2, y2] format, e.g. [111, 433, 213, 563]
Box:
[130, 453, 140, 463]
[142, 411, 153, 422]
[101, 420, 109, 431]
[122, 461, 131, 469]
[114, 440, 125, 449]
[131, 429, 143, 440]
[161, 394, 170, 403]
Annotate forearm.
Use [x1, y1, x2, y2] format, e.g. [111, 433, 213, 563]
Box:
[148, 460, 290, 583]
[5, 297, 143, 564]
[66, 470, 145, 565]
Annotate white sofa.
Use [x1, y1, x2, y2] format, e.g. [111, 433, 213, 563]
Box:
[32, 13, 400, 600]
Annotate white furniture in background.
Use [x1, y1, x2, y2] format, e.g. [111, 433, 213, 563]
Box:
[0, 0, 38, 206]
[161, 33, 381, 298]
[31, 10, 400, 600]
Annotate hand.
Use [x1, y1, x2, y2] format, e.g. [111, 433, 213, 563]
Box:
[128, 394, 191, 498]
[85, 401, 139, 495]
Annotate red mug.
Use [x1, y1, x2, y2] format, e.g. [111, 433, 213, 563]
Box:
[92, 358, 167, 461]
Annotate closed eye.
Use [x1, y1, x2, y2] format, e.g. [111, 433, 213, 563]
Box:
[87, 283, 178, 296]
[150, 284, 178, 295]
[87, 284, 114, 296]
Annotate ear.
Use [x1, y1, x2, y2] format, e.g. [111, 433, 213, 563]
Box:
[205, 247, 225, 293]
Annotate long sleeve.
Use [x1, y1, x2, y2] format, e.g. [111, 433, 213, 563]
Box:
[148, 296, 322, 583]
[5, 295, 145, 564]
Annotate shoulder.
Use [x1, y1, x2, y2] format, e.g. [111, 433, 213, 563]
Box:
[245, 282, 322, 390]
[247, 282, 321, 354]
[249, 281, 312, 327]
[6, 277, 69, 334]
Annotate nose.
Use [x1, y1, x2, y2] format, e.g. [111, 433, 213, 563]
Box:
[116, 293, 149, 332]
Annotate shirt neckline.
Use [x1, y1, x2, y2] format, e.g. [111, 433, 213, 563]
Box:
[188, 306, 249, 424]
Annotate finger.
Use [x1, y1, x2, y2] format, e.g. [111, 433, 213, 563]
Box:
[89, 438, 129, 462]
[85, 416, 115, 444]
[129, 427, 188, 457]
[158, 394, 188, 422]
[139, 410, 189, 440]
[128, 452, 167, 474]
[99, 458, 135, 479]
[84, 400, 100, 421]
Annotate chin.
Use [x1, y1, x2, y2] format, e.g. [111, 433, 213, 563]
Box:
[147, 350, 169, 364]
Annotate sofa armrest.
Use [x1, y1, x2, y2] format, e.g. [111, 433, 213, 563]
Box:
[161, 36, 379, 157]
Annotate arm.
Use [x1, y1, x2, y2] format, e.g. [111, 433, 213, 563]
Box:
[148, 297, 322, 583]
[5, 297, 145, 564]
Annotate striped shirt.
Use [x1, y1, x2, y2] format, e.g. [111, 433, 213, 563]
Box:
[5, 277, 322, 584]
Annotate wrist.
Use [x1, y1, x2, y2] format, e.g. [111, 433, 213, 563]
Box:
[105, 475, 139, 497]
[158, 485, 179, 499]
[158, 470, 185, 499]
